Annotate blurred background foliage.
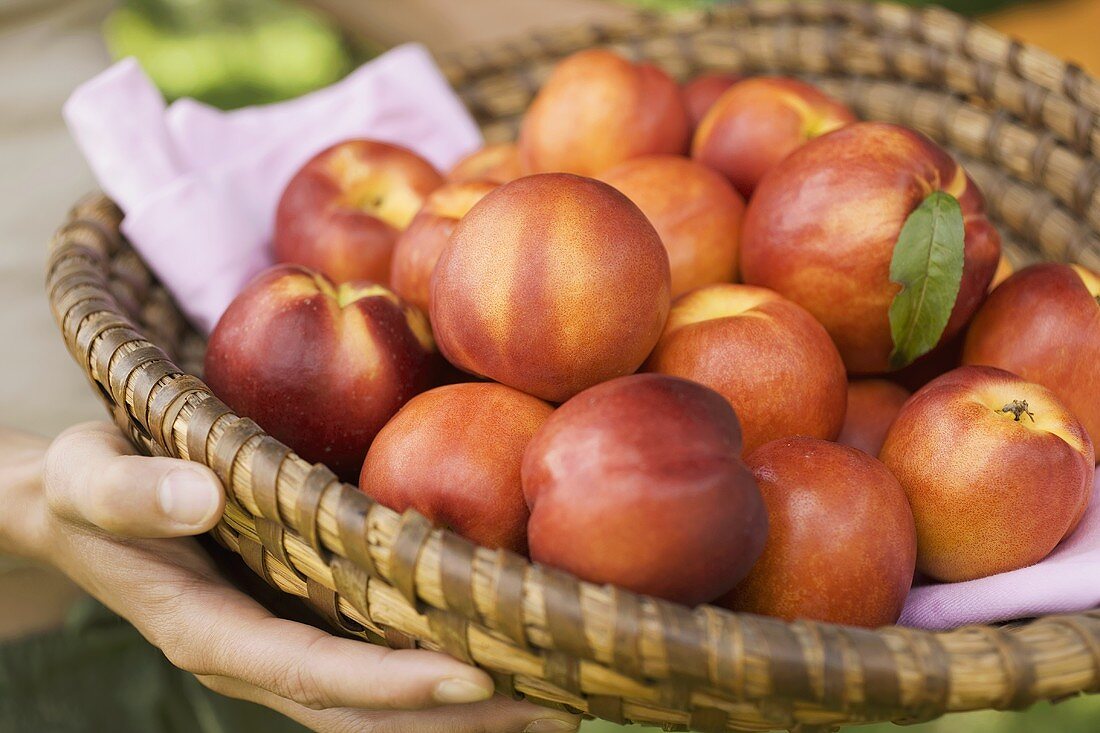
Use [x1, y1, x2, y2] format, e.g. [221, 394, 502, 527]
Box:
[97, 0, 1097, 731]
[103, 0, 361, 107]
[103, 0, 1026, 109]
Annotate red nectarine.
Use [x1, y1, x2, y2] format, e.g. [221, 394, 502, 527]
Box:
[645, 284, 847, 455]
[717, 437, 916, 627]
[599, 155, 744, 297]
[431, 173, 671, 402]
[274, 140, 443, 284]
[519, 49, 690, 176]
[741, 122, 1001, 373]
[390, 180, 498, 314]
[204, 265, 438, 481]
[692, 76, 855, 198]
[880, 366, 1094, 581]
[360, 383, 553, 554]
[963, 263, 1100, 454]
[522, 374, 767, 605]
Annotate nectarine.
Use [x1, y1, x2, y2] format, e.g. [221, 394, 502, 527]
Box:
[522, 374, 767, 605]
[741, 122, 1001, 373]
[431, 173, 671, 402]
[519, 49, 690, 176]
[645, 284, 847, 455]
[717, 437, 916, 627]
[360, 383, 553, 554]
[837, 379, 911, 457]
[599, 155, 744, 297]
[692, 76, 855, 198]
[681, 72, 743, 130]
[274, 139, 443, 284]
[880, 366, 1094, 581]
[204, 265, 438, 481]
[963, 263, 1100, 453]
[446, 142, 523, 185]
[390, 180, 498, 314]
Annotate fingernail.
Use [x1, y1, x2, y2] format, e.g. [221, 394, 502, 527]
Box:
[524, 719, 579, 733]
[433, 678, 492, 704]
[158, 469, 220, 527]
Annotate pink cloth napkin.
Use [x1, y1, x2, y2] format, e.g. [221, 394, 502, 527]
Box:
[63, 46, 482, 334]
[900, 471, 1100, 629]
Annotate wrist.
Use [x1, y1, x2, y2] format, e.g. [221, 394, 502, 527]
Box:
[0, 429, 50, 561]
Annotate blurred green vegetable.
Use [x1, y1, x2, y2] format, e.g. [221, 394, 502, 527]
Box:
[104, 0, 354, 108]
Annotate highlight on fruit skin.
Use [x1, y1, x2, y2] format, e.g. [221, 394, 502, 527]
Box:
[879, 365, 1095, 583]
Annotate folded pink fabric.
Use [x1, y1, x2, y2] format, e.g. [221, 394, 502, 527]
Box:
[64, 46, 482, 334]
[900, 471, 1100, 629]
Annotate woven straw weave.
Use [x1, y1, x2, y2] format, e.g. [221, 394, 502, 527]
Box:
[46, 2, 1100, 730]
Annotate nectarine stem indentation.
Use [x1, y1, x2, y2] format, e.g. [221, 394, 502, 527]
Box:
[1000, 399, 1035, 422]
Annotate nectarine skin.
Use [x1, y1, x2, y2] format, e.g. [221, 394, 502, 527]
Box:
[204, 265, 438, 482]
[360, 383, 553, 554]
[645, 284, 847, 455]
[522, 374, 767, 605]
[431, 173, 671, 403]
[519, 49, 690, 176]
[682, 72, 743, 130]
[599, 155, 745, 297]
[880, 366, 1095, 582]
[837, 379, 911, 457]
[963, 263, 1100, 454]
[390, 180, 498, 314]
[446, 143, 523, 185]
[717, 437, 916, 627]
[274, 140, 444, 284]
[692, 76, 856, 198]
[740, 122, 1001, 373]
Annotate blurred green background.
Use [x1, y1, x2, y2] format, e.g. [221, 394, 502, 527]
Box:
[103, 0, 1030, 110]
[101, 0, 1097, 731]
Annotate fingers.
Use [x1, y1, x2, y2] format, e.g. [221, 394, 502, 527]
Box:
[196, 674, 581, 733]
[365, 695, 581, 733]
[44, 422, 224, 538]
[174, 584, 497, 711]
[196, 675, 369, 733]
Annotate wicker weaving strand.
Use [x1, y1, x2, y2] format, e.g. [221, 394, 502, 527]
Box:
[45, 2, 1100, 730]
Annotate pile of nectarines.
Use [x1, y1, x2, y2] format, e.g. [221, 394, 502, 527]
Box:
[204, 48, 1098, 627]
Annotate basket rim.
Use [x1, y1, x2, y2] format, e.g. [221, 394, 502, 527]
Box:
[45, 2, 1100, 730]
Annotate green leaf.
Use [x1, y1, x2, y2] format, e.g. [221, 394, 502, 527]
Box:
[888, 190, 966, 370]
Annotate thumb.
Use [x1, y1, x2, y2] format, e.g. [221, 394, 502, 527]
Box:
[44, 422, 225, 538]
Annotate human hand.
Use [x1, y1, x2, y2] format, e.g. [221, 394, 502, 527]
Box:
[4, 422, 578, 733]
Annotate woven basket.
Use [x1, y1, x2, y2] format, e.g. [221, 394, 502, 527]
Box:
[47, 2, 1100, 730]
